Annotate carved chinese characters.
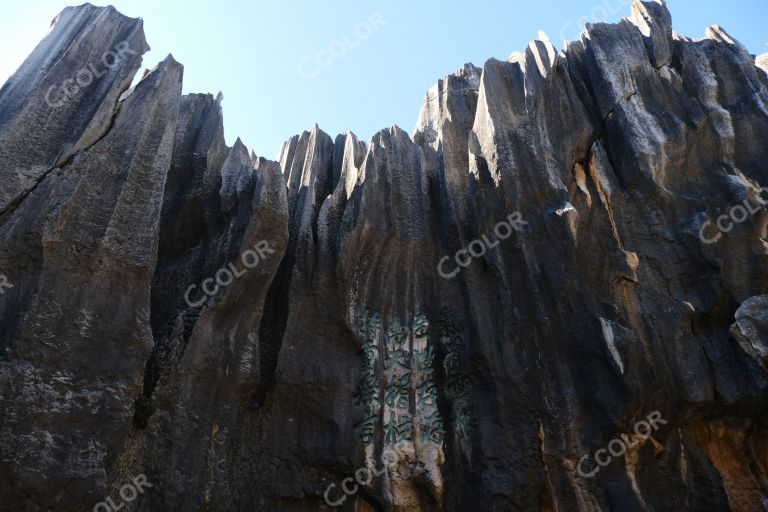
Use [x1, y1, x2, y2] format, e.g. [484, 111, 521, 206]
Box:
[354, 310, 381, 444]
[354, 310, 446, 446]
[439, 306, 473, 440]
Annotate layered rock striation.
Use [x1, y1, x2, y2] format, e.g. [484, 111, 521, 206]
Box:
[1, 2, 767, 511]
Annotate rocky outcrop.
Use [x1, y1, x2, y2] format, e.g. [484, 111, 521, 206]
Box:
[0, 42, 182, 506]
[0, 4, 149, 214]
[1, 2, 767, 511]
[758, 53, 768, 75]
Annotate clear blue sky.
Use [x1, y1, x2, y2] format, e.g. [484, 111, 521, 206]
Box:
[1, 1, 765, 159]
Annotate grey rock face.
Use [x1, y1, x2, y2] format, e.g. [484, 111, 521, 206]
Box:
[0, 5, 149, 214]
[0, 49, 182, 509]
[758, 53, 768, 74]
[1, 2, 768, 511]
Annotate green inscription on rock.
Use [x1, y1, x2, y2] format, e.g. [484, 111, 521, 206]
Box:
[384, 373, 411, 410]
[358, 310, 382, 339]
[421, 410, 446, 444]
[356, 371, 381, 409]
[383, 348, 409, 372]
[413, 313, 429, 338]
[453, 408, 473, 440]
[384, 411, 413, 444]
[356, 412, 378, 444]
[413, 346, 434, 374]
[386, 316, 408, 349]
[417, 379, 438, 407]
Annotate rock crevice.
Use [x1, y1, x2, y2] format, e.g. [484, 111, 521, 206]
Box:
[1, 2, 767, 511]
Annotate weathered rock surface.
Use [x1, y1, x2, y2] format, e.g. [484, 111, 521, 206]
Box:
[758, 53, 768, 74]
[0, 4, 149, 214]
[1, 2, 767, 511]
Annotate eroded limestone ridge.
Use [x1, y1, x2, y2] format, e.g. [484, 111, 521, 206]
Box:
[0, 2, 767, 511]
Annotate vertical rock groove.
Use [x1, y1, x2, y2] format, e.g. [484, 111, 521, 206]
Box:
[1, 2, 767, 511]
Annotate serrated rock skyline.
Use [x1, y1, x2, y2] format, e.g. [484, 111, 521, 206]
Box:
[1, 2, 768, 511]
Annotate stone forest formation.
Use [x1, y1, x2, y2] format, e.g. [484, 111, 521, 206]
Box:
[1, 1, 768, 511]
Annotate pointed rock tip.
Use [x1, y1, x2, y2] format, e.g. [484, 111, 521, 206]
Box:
[536, 30, 552, 45]
[705, 24, 738, 45]
[457, 62, 480, 76]
[337, 129, 359, 141]
[309, 123, 332, 141]
[228, 137, 256, 164]
[372, 124, 409, 142]
[633, 0, 668, 8]
[141, 54, 181, 81]
[755, 53, 768, 73]
[144, 55, 183, 80]
[506, 51, 526, 65]
[527, 32, 558, 74]
[53, 4, 146, 28]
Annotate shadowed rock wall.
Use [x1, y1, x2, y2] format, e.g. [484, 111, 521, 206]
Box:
[1, 2, 767, 511]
